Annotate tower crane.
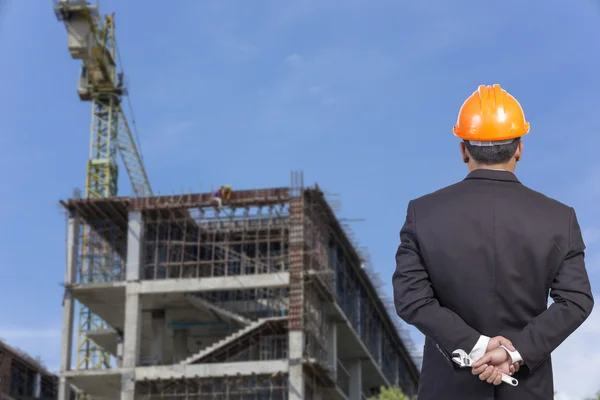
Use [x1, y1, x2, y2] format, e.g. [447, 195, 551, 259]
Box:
[53, 0, 153, 375]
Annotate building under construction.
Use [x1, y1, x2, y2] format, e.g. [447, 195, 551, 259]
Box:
[0, 339, 58, 399]
[57, 178, 420, 400]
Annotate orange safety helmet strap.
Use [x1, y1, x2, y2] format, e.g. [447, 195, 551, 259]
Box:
[453, 84, 530, 143]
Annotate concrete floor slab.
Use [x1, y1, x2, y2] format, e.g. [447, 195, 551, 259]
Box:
[87, 329, 119, 356]
[326, 303, 389, 391]
[73, 283, 126, 330]
[135, 360, 288, 380]
[64, 369, 123, 400]
[136, 273, 290, 294]
[141, 292, 190, 309]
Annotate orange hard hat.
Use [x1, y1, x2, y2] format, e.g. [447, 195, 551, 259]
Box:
[453, 84, 530, 143]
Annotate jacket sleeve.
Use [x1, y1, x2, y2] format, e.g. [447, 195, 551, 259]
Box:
[510, 208, 594, 373]
[393, 200, 481, 359]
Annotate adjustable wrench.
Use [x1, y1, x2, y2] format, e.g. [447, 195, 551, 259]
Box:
[451, 349, 518, 387]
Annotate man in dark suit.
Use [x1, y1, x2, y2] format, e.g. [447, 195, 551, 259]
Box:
[393, 84, 594, 399]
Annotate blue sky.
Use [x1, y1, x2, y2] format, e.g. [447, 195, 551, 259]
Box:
[1, 0, 599, 398]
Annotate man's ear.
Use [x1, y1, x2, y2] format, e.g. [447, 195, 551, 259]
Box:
[515, 141, 524, 162]
[459, 142, 469, 163]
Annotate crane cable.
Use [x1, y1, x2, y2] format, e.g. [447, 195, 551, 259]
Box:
[115, 38, 146, 164]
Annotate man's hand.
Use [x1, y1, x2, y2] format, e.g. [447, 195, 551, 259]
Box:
[487, 336, 516, 352]
[471, 347, 512, 385]
[475, 336, 520, 376]
[471, 348, 514, 376]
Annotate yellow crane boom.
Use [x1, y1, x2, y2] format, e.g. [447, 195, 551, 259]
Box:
[53, 0, 153, 380]
[54, 0, 152, 198]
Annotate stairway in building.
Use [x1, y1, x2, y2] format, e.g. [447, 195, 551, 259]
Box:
[186, 294, 253, 326]
[180, 317, 287, 365]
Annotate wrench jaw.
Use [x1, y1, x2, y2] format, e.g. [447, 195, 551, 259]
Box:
[451, 350, 471, 368]
[451, 355, 467, 367]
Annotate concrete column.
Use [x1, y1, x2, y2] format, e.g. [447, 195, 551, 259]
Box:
[34, 371, 41, 397]
[149, 313, 165, 364]
[327, 323, 338, 381]
[122, 288, 142, 367]
[121, 211, 144, 399]
[126, 211, 144, 281]
[121, 287, 142, 400]
[288, 193, 306, 400]
[349, 360, 362, 400]
[288, 331, 304, 400]
[173, 329, 188, 363]
[164, 309, 175, 363]
[121, 369, 136, 400]
[58, 213, 80, 400]
[116, 333, 124, 368]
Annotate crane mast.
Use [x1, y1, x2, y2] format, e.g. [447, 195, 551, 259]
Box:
[53, 0, 152, 378]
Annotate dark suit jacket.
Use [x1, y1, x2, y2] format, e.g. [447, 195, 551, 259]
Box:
[393, 169, 594, 400]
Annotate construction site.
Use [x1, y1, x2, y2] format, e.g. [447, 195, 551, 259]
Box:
[56, 175, 420, 399]
[0, 1, 420, 399]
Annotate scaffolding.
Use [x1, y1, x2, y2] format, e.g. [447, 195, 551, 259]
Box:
[136, 375, 288, 399]
[193, 318, 288, 364]
[141, 205, 289, 281]
[59, 177, 419, 399]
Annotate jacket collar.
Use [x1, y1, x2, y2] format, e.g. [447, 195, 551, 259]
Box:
[464, 168, 521, 184]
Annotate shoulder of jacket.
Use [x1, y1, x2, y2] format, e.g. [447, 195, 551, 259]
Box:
[410, 181, 465, 205]
[411, 181, 573, 214]
[518, 184, 573, 212]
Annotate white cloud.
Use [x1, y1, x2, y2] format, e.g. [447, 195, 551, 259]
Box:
[587, 253, 600, 274]
[285, 53, 302, 67]
[309, 86, 322, 95]
[569, 165, 600, 206]
[583, 228, 600, 247]
[322, 97, 338, 105]
[0, 327, 60, 339]
[552, 295, 600, 399]
[238, 45, 257, 54]
[142, 120, 196, 159]
[307, 86, 339, 106]
[0, 327, 62, 373]
[554, 392, 582, 400]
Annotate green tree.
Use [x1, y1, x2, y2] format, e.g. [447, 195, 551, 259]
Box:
[368, 386, 414, 400]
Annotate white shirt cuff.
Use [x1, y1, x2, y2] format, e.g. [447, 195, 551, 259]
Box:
[500, 345, 523, 364]
[469, 335, 490, 362]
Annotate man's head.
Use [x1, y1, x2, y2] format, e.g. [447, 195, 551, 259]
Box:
[453, 84, 529, 172]
[459, 138, 524, 172]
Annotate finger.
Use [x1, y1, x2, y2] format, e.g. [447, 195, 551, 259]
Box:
[498, 338, 515, 351]
[486, 368, 499, 384]
[509, 365, 515, 375]
[485, 370, 497, 384]
[514, 363, 520, 373]
[479, 366, 493, 381]
[472, 354, 492, 368]
[487, 337, 500, 350]
[493, 371, 503, 386]
[478, 366, 492, 381]
[472, 364, 488, 375]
